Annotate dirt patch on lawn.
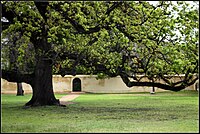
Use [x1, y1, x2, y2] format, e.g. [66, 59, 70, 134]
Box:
[59, 92, 83, 105]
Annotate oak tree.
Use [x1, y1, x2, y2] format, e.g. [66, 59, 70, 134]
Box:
[1, 1, 198, 107]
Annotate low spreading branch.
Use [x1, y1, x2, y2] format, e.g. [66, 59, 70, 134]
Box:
[1, 69, 34, 86]
[120, 72, 198, 91]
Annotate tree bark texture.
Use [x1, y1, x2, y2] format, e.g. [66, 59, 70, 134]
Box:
[24, 2, 62, 107]
[25, 57, 60, 106]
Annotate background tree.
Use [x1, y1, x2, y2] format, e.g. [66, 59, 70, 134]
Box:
[1, 31, 36, 95]
[2, 32, 23, 96]
[1, 1, 198, 107]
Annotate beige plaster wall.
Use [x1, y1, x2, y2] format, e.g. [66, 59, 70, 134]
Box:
[1, 79, 32, 94]
[1, 75, 197, 94]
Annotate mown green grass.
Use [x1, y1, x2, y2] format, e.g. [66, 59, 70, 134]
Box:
[1, 90, 199, 133]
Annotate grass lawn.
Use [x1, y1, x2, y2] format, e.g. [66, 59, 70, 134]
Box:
[1, 90, 199, 133]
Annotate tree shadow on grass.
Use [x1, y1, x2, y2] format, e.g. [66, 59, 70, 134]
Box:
[2, 101, 197, 122]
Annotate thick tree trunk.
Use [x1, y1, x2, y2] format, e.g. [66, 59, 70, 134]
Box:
[16, 83, 24, 96]
[23, 5, 63, 106]
[2, 2, 64, 107]
[25, 57, 60, 106]
[1, 63, 63, 107]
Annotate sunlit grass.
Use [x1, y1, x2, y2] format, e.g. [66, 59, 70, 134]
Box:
[1, 90, 199, 133]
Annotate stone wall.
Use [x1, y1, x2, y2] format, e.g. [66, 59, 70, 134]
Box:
[1, 75, 198, 94]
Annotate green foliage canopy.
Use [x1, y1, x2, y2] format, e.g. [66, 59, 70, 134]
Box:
[2, 1, 198, 91]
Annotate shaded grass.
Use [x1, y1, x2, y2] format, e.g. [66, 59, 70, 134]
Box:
[1, 90, 199, 133]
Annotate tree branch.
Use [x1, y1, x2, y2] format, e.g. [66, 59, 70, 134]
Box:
[1, 69, 34, 85]
[120, 72, 198, 91]
[34, 1, 49, 22]
[106, 2, 122, 15]
[64, 2, 122, 34]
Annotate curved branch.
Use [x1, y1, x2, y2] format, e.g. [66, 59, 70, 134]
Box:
[106, 2, 123, 15]
[64, 2, 122, 34]
[34, 1, 49, 22]
[120, 72, 198, 91]
[1, 69, 34, 86]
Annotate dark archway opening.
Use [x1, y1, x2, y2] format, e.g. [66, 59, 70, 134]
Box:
[72, 78, 81, 92]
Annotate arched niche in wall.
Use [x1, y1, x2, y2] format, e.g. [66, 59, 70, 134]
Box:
[72, 78, 81, 92]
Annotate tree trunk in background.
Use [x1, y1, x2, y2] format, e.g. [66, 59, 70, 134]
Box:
[16, 83, 24, 96]
[150, 79, 155, 94]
